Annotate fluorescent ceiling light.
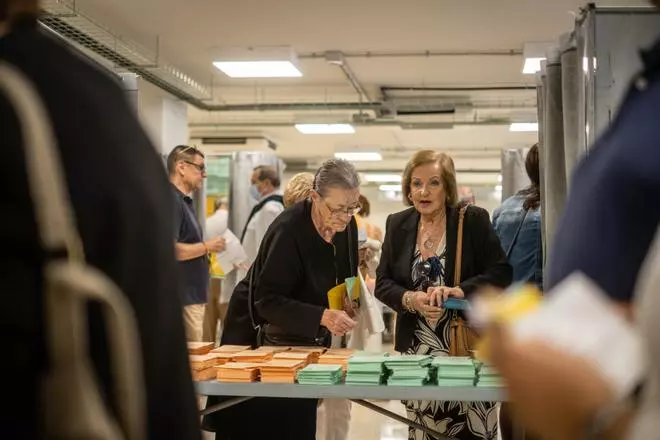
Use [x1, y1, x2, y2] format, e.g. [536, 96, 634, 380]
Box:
[498, 174, 503, 183]
[379, 184, 402, 192]
[495, 184, 503, 192]
[522, 57, 545, 74]
[363, 173, 402, 183]
[509, 122, 539, 132]
[295, 124, 355, 134]
[334, 152, 382, 161]
[213, 61, 302, 78]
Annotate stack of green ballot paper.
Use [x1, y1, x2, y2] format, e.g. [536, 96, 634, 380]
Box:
[433, 356, 476, 387]
[297, 364, 344, 385]
[474, 362, 506, 387]
[384, 355, 434, 386]
[345, 354, 389, 386]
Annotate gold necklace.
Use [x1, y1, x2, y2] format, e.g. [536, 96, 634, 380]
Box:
[419, 211, 446, 251]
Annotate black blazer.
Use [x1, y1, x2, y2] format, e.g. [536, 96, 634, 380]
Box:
[221, 200, 359, 345]
[375, 204, 512, 353]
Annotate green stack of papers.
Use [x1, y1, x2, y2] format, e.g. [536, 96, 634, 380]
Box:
[474, 361, 506, 387]
[297, 364, 344, 385]
[384, 355, 434, 386]
[433, 356, 476, 387]
[346, 354, 389, 386]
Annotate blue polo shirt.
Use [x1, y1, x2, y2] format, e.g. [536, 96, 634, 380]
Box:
[547, 37, 660, 302]
[173, 186, 209, 305]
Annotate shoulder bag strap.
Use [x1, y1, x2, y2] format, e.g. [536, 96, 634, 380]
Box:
[505, 209, 529, 258]
[0, 63, 145, 440]
[453, 206, 468, 287]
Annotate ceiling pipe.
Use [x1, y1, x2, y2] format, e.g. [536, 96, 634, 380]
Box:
[299, 49, 522, 59]
[382, 86, 536, 93]
[189, 120, 511, 129]
[325, 51, 372, 104]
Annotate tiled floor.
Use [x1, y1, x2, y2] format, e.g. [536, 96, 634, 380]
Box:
[347, 400, 408, 440]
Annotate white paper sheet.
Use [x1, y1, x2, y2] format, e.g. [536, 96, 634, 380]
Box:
[512, 273, 648, 400]
[214, 229, 248, 276]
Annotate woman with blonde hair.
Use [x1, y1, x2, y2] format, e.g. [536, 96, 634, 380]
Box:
[283, 172, 315, 208]
[376, 150, 511, 440]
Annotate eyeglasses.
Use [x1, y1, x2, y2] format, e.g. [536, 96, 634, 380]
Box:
[323, 200, 362, 217]
[184, 160, 206, 173]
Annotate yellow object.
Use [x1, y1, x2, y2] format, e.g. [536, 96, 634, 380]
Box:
[475, 284, 543, 362]
[209, 253, 225, 278]
[327, 283, 348, 310]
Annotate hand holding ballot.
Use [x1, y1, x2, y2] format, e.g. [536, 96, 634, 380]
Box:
[321, 309, 356, 336]
[473, 275, 647, 440]
[205, 236, 227, 253]
[209, 229, 248, 277]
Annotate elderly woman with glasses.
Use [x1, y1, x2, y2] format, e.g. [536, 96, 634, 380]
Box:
[205, 159, 361, 440]
[375, 150, 512, 440]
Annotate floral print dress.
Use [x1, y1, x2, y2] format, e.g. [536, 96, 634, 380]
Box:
[404, 237, 498, 440]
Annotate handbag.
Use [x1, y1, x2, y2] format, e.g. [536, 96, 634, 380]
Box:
[448, 205, 479, 357]
[0, 64, 145, 439]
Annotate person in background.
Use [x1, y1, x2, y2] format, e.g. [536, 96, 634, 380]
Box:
[376, 150, 511, 440]
[240, 165, 284, 268]
[485, 2, 660, 437]
[168, 145, 226, 341]
[1, 2, 200, 438]
[357, 193, 383, 242]
[492, 144, 542, 440]
[203, 198, 231, 342]
[205, 159, 360, 439]
[283, 171, 315, 208]
[493, 144, 542, 290]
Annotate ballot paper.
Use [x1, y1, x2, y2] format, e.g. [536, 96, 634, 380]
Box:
[510, 273, 648, 400]
[213, 229, 247, 276]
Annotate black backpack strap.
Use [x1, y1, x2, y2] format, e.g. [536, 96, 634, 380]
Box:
[240, 194, 284, 242]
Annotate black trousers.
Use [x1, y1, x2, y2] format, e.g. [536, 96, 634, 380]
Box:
[499, 403, 541, 440]
[203, 396, 318, 440]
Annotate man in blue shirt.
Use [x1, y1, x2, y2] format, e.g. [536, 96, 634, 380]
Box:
[168, 145, 226, 341]
[546, 30, 660, 310]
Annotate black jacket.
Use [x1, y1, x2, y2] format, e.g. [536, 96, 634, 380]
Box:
[221, 200, 359, 345]
[375, 204, 512, 353]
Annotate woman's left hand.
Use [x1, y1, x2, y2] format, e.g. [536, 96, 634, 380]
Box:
[428, 286, 464, 307]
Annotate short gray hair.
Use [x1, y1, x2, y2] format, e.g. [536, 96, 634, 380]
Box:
[313, 159, 361, 196]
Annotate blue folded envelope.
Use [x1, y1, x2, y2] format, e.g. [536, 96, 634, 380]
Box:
[442, 298, 471, 310]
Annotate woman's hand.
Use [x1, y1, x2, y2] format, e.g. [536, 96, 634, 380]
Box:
[428, 286, 464, 307]
[409, 291, 443, 320]
[321, 309, 357, 336]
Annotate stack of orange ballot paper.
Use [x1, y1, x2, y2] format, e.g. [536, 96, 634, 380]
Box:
[187, 342, 214, 356]
[216, 363, 261, 383]
[288, 347, 327, 363]
[259, 359, 307, 383]
[318, 349, 355, 372]
[189, 354, 218, 381]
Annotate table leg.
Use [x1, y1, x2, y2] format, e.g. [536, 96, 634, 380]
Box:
[350, 399, 454, 440]
[200, 396, 253, 416]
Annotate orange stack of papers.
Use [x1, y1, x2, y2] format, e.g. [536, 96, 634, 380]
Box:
[288, 347, 327, 363]
[254, 346, 291, 354]
[216, 362, 261, 382]
[318, 351, 354, 372]
[187, 342, 214, 355]
[273, 351, 314, 364]
[259, 360, 307, 383]
[232, 350, 274, 363]
[190, 354, 219, 382]
[211, 345, 251, 354]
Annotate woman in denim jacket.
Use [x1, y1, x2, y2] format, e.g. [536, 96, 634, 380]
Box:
[493, 144, 543, 290]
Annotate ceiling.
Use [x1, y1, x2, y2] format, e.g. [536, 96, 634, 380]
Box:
[64, 0, 638, 182]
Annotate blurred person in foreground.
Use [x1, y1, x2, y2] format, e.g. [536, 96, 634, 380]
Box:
[0, 2, 199, 439]
[493, 144, 542, 292]
[488, 3, 660, 437]
[376, 150, 511, 440]
[168, 145, 226, 341]
[205, 159, 360, 439]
